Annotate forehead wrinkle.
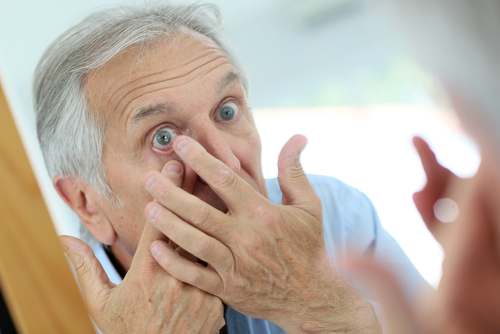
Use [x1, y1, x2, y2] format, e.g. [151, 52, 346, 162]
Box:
[113, 55, 229, 120]
[105, 48, 223, 111]
[121, 75, 200, 120]
[115, 56, 229, 118]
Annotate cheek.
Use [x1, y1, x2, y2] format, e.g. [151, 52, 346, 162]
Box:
[230, 130, 263, 177]
[245, 130, 263, 163]
[103, 148, 176, 227]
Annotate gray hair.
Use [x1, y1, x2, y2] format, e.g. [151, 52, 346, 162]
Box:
[383, 0, 500, 151]
[33, 3, 249, 241]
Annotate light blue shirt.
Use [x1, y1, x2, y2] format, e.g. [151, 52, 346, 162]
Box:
[94, 175, 428, 334]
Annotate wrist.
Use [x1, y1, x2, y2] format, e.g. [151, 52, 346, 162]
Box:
[277, 279, 382, 334]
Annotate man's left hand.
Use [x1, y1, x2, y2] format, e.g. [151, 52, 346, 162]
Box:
[143, 135, 381, 334]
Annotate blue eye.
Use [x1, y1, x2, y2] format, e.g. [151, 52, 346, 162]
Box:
[217, 102, 239, 121]
[153, 127, 178, 150]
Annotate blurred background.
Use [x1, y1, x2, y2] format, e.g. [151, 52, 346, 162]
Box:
[0, 0, 480, 287]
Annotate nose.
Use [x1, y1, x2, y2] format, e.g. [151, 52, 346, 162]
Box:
[194, 124, 241, 174]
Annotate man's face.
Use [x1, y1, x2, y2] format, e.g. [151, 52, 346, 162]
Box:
[85, 29, 267, 266]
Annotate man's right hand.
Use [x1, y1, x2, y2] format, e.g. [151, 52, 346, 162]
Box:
[60, 161, 225, 334]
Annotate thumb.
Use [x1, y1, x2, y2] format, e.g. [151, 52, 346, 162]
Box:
[277, 134, 318, 208]
[60, 235, 115, 311]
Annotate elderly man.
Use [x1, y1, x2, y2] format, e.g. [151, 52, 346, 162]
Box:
[33, 3, 427, 333]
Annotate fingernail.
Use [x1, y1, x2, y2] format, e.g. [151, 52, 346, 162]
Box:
[146, 174, 158, 190]
[148, 205, 159, 221]
[151, 243, 162, 257]
[176, 139, 189, 152]
[166, 164, 181, 174]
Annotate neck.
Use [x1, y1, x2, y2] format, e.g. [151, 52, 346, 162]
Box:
[108, 242, 133, 278]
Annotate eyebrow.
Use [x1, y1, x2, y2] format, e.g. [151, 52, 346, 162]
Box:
[216, 71, 241, 94]
[131, 71, 241, 124]
[132, 102, 176, 123]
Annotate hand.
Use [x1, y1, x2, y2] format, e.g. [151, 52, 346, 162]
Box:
[427, 156, 500, 333]
[412, 136, 458, 243]
[143, 135, 381, 334]
[61, 162, 225, 334]
[346, 147, 500, 334]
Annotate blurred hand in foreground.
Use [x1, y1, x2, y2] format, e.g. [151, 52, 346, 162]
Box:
[347, 137, 500, 334]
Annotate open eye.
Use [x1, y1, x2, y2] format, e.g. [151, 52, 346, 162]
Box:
[152, 127, 179, 151]
[216, 102, 239, 121]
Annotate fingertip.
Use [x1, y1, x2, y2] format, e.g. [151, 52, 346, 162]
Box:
[151, 240, 163, 258]
[290, 134, 308, 152]
[161, 160, 184, 187]
[173, 135, 192, 153]
[58, 236, 97, 273]
[145, 202, 159, 222]
[144, 171, 160, 190]
[412, 135, 423, 146]
[278, 134, 308, 167]
[59, 235, 89, 256]
[292, 133, 308, 147]
[151, 240, 174, 261]
[59, 235, 73, 255]
[413, 136, 432, 153]
[162, 161, 183, 176]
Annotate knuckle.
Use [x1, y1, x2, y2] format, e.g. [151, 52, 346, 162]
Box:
[310, 194, 323, 219]
[189, 269, 205, 286]
[72, 253, 94, 278]
[191, 204, 211, 229]
[285, 163, 304, 179]
[193, 238, 213, 259]
[168, 275, 184, 290]
[251, 203, 281, 232]
[72, 257, 87, 275]
[212, 168, 235, 191]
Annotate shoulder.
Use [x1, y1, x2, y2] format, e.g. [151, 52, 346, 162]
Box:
[266, 174, 373, 211]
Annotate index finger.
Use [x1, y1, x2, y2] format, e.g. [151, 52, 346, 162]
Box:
[173, 135, 260, 212]
[413, 136, 450, 183]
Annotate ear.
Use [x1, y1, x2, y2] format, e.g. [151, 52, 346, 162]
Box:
[54, 176, 117, 245]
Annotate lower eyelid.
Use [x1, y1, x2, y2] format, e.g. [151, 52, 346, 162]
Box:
[151, 146, 176, 157]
